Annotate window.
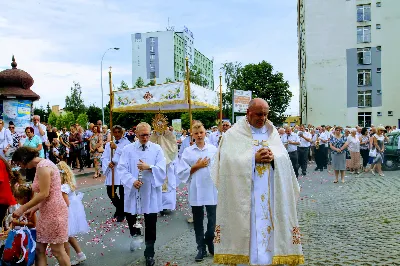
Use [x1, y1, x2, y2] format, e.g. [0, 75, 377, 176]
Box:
[150, 54, 155, 60]
[358, 90, 372, 107]
[357, 26, 371, 43]
[377, 46, 382, 51]
[376, 2, 381, 7]
[376, 24, 381, 29]
[358, 112, 372, 127]
[389, 111, 393, 116]
[357, 5, 371, 22]
[377, 90, 382, 95]
[377, 68, 381, 73]
[357, 48, 371, 64]
[149, 46, 154, 52]
[377, 112, 382, 116]
[358, 69, 372, 86]
[150, 72, 156, 79]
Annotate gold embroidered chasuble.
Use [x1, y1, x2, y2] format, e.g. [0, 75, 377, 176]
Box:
[211, 118, 304, 265]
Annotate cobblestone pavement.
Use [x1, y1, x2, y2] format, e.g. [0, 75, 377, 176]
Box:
[130, 164, 400, 266]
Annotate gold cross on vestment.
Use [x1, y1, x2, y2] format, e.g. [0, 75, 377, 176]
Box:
[252, 140, 269, 147]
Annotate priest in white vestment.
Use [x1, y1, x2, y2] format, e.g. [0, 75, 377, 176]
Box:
[212, 98, 304, 266]
[117, 122, 166, 266]
[101, 125, 131, 222]
[149, 129, 178, 213]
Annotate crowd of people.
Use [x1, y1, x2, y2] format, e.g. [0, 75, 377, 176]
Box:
[2, 98, 398, 266]
[277, 124, 394, 183]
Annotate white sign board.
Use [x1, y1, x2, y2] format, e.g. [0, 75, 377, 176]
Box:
[172, 119, 182, 132]
[233, 90, 252, 113]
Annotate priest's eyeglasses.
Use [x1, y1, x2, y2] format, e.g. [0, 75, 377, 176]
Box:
[138, 133, 151, 138]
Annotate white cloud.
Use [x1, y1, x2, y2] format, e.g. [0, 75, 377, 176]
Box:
[0, 0, 299, 116]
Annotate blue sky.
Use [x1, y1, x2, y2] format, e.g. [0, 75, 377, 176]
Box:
[0, 0, 299, 115]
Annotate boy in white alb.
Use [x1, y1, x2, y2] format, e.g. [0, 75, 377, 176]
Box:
[177, 122, 218, 262]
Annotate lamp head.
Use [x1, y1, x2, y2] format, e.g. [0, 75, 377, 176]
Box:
[113, 47, 120, 50]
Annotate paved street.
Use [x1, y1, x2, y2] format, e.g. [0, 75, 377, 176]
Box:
[47, 164, 400, 266]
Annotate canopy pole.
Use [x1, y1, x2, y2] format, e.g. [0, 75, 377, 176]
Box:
[109, 66, 115, 198]
[185, 58, 193, 141]
[219, 72, 223, 125]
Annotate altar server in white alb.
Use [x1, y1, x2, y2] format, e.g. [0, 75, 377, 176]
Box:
[117, 122, 166, 266]
[178, 120, 210, 158]
[177, 121, 218, 262]
[101, 125, 131, 222]
[150, 129, 178, 214]
[212, 98, 304, 266]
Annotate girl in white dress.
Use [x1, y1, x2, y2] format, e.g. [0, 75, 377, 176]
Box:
[58, 161, 89, 265]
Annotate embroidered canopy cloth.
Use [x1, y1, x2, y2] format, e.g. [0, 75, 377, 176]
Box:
[211, 117, 304, 265]
[112, 81, 219, 113]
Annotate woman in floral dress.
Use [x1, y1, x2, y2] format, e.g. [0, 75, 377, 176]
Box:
[90, 126, 103, 178]
[12, 147, 70, 266]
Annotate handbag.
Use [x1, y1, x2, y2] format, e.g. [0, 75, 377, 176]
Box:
[1, 225, 36, 266]
[369, 148, 377, 157]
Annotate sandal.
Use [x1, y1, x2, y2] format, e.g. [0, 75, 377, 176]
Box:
[333, 180, 338, 183]
[93, 174, 98, 179]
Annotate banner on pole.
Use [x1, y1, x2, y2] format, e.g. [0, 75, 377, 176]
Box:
[233, 90, 252, 113]
[172, 119, 182, 132]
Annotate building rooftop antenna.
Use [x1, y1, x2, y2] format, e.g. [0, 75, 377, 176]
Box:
[166, 17, 175, 31]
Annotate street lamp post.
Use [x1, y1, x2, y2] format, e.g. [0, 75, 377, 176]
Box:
[101, 47, 119, 125]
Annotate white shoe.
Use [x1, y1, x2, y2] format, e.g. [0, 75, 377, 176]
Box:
[130, 236, 144, 251]
[71, 253, 87, 265]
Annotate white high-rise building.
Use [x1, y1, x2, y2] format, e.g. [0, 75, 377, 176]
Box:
[298, 0, 400, 127]
[132, 27, 214, 89]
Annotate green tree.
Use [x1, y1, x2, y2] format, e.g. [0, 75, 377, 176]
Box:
[165, 77, 173, 83]
[221, 62, 242, 121]
[180, 111, 218, 130]
[135, 77, 145, 88]
[45, 102, 52, 122]
[86, 104, 102, 124]
[231, 61, 292, 124]
[76, 113, 89, 128]
[48, 112, 58, 128]
[56, 111, 75, 129]
[117, 80, 129, 91]
[65, 81, 86, 118]
[33, 105, 47, 122]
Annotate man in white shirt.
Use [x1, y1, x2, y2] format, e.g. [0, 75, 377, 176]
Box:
[101, 125, 131, 222]
[117, 122, 166, 266]
[31, 115, 47, 158]
[319, 125, 330, 169]
[177, 121, 218, 262]
[297, 125, 312, 176]
[209, 121, 231, 148]
[281, 126, 300, 178]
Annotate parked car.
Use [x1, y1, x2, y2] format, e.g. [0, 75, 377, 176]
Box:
[383, 131, 400, 171]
